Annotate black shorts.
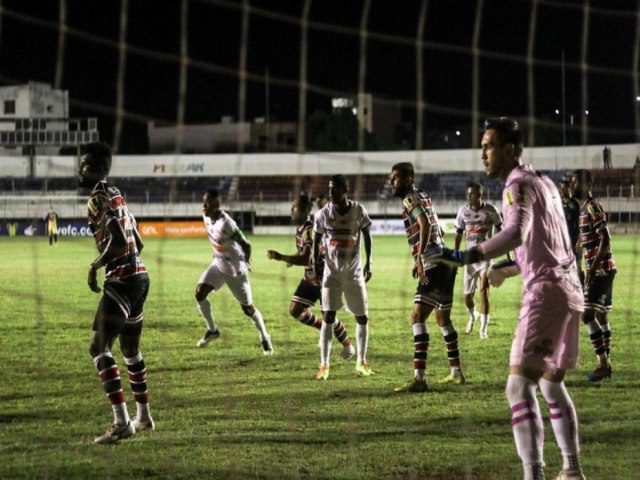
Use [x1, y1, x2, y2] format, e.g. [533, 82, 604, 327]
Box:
[584, 270, 616, 313]
[414, 263, 457, 310]
[292, 279, 321, 308]
[92, 274, 150, 337]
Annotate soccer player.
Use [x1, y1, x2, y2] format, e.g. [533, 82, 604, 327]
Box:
[454, 181, 503, 338]
[45, 207, 59, 245]
[558, 177, 582, 273]
[389, 162, 465, 393]
[313, 175, 373, 380]
[195, 189, 273, 356]
[571, 169, 616, 382]
[79, 142, 154, 444]
[266, 195, 355, 359]
[426, 118, 586, 480]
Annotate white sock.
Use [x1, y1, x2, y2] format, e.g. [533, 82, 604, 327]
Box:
[480, 314, 490, 331]
[505, 374, 544, 469]
[412, 322, 428, 381]
[320, 321, 333, 365]
[112, 403, 131, 426]
[466, 306, 476, 319]
[356, 323, 369, 363]
[539, 378, 581, 471]
[250, 308, 269, 340]
[197, 298, 219, 332]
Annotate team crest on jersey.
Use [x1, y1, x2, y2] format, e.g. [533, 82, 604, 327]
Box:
[403, 194, 415, 211]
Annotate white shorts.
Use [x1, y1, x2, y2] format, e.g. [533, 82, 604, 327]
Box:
[198, 261, 253, 306]
[321, 269, 368, 316]
[463, 261, 490, 295]
[509, 278, 584, 374]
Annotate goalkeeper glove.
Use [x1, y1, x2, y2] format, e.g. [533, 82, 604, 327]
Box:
[423, 246, 480, 268]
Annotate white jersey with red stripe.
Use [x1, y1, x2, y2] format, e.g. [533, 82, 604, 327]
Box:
[454, 202, 502, 249]
[314, 200, 371, 275]
[203, 211, 247, 275]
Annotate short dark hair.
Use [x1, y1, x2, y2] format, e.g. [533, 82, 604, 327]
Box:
[392, 162, 414, 179]
[483, 117, 523, 158]
[573, 169, 592, 187]
[467, 181, 483, 194]
[330, 174, 349, 190]
[205, 188, 221, 199]
[296, 194, 313, 210]
[82, 142, 112, 173]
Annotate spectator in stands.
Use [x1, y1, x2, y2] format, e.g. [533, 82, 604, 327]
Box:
[195, 189, 273, 356]
[79, 141, 154, 444]
[426, 118, 586, 480]
[313, 175, 373, 380]
[602, 146, 612, 170]
[44, 206, 59, 245]
[389, 162, 465, 393]
[454, 181, 503, 339]
[558, 177, 582, 275]
[266, 195, 355, 359]
[571, 169, 616, 382]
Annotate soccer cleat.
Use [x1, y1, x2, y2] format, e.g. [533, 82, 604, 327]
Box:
[394, 377, 428, 393]
[131, 417, 155, 432]
[554, 469, 586, 480]
[586, 363, 611, 382]
[261, 335, 274, 356]
[94, 422, 135, 445]
[438, 372, 466, 385]
[315, 365, 330, 380]
[479, 328, 489, 340]
[465, 312, 479, 334]
[197, 329, 220, 348]
[341, 343, 355, 360]
[355, 361, 374, 377]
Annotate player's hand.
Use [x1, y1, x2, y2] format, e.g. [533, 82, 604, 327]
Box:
[487, 259, 519, 287]
[363, 262, 372, 283]
[87, 265, 101, 293]
[266, 250, 281, 261]
[423, 246, 479, 268]
[414, 259, 428, 284]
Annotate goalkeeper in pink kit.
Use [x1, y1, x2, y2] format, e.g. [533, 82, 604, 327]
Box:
[426, 118, 586, 480]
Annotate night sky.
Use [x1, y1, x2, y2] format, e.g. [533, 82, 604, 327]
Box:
[1, 0, 638, 152]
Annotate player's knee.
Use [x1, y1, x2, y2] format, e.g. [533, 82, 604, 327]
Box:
[289, 303, 304, 318]
[88, 342, 102, 358]
[505, 374, 535, 403]
[356, 315, 368, 325]
[241, 304, 255, 316]
[323, 311, 336, 324]
[195, 285, 208, 302]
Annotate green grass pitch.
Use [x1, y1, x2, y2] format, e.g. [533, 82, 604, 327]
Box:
[0, 234, 638, 479]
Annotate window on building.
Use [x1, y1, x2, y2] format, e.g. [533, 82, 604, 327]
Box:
[4, 100, 15, 115]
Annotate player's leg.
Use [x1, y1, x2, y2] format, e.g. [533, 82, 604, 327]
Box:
[506, 366, 546, 480]
[89, 287, 134, 444]
[120, 275, 154, 432]
[317, 277, 343, 379]
[463, 266, 479, 334]
[432, 266, 464, 383]
[394, 300, 431, 393]
[228, 271, 272, 355]
[343, 276, 373, 376]
[583, 274, 612, 381]
[478, 271, 491, 339]
[195, 263, 223, 347]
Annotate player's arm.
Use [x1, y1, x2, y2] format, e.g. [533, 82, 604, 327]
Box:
[233, 229, 251, 264]
[267, 246, 310, 266]
[313, 231, 323, 280]
[454, 231, 463, 251]
[362, 226, 373, 282]
[416, 212, 432, 282]
[585, 225, 611, 286]
[87, 217, 128, 293]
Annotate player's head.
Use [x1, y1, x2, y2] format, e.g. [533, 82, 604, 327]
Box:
[79, 142, 112, 188]
[558, 176, 572, 199]
[328, 175, 349, 205]
[571, 169, 592, 199]
[466, 181, 483, 208]
[481, 117, 523, 180]
[389, 162, 415, 198]
[315, 193, 328, 210]
[292, 195, 312, 224]
[202, 189, 222, 218]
